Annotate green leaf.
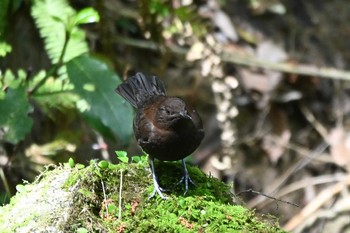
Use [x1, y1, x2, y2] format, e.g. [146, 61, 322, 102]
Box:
[31, 0, 88, 63]
[118, 156, 129, 163]
[2, 69, 26, 89]
[0, 42, 12, 57]
[108, 163, 118, 169]
[131, 155, 148, 163]
[116, 150, 127, 157]
[0, 85, 33, 143]
[76, 228, 88, 233]
[66, 55, 133, 145]
[68, 157, 75, 168]
[15, 184, 26, 193]
[107, 203, 117, 214]
[98, 160, 109, 169]
[76, 163, 85, 169]
[116, 150, 129, 163]
[74, 7, 100, 25]
[131, 156, 141, 163]
[31, 71, 79, 113]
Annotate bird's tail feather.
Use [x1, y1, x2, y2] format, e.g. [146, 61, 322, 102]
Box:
[116, 72, 166, 108]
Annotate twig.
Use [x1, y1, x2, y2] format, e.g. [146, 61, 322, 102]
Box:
[236, 188, 299, 208]
[283, 175, 350, 231]
[118, 169, 123, 220]
[0, 167, 11, 197]
[221, 52, 350, 81]
[101, 179, 108, 217]
[299, 104, 329, 140]
[256, 173, 349, 209]
[113, 35, 350, 81]
[247, 142, 329, 208]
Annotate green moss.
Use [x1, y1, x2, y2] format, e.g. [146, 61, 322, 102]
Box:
[1, 157, 287, 232]
[62, 159, 286, 232]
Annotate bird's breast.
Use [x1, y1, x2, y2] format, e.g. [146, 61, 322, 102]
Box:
[134, 113, 203, 161]
[133, 97, 204, 161]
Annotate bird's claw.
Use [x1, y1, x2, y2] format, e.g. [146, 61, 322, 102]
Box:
[148, 179, 168, 200]
[176, 174, 195, 196]
[148, 157, 169, 200]
[176, 160, 195, 196]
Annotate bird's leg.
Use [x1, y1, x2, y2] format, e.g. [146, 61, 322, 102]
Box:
[148, 157, 168, 200]
[176, 159, 195, 195]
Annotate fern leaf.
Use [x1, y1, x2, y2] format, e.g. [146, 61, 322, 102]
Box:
[31, 0, 88, 64]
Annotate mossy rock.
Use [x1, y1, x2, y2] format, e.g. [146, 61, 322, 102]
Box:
[0, 158, 287, 232]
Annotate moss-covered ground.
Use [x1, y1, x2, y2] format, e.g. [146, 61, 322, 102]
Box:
[0, 155, 288, 232]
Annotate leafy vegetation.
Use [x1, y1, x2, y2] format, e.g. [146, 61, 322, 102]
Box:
[0, 0, 132, 146]
[66, 55, 132, 144]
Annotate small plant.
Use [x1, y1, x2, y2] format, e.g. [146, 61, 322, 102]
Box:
[116, 150, 129, 164]
[1, 0, 133, 147]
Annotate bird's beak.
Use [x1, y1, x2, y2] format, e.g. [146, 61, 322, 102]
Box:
[179, 111, 192, 120]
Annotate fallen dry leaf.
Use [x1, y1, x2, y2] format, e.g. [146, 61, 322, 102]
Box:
[327, 127, 350, 169]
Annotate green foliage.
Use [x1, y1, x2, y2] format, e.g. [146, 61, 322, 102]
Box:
[31, 0, 89, 64]
[0, 0, 132, 148]
[107, 203, 118, 214]
[116, 151, 149, 165]
[116, 150, 129, 163]
[30, 70, 79, 114]
[0, 0, 12, 57]
[68, 157, 75, 168]
[0, 42, 11, 57]
[148, 0, 170, 17]
[67, 55, 133, 145]
[98, 160, 109, 169]
[131, 155, 148, 163]
[74, 7, 100, 25]
[76, 228, 88, 233]
[0, 84, 33, 144]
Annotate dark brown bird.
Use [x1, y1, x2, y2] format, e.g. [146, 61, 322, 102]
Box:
[115, 72, 204, 199]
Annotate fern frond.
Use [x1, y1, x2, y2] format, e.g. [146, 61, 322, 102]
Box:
[31, 0, 88, 64]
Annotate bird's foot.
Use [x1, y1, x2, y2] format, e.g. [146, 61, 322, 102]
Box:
[176, 173, 195, 196]
[148, 157, 169, 200]
[148, 179, 168, 200]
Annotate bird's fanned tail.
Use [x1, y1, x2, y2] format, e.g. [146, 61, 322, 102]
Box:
[115, 72, 166, 108]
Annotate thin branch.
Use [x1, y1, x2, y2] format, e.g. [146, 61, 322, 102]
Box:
[221, 52, 350, 81]
[283, 175, 350, 231]
[257, 173, 349, 209]
[118, 169, 123, 220]
[0, 167, 11, 197]
[113, 35, 350, 81]
[236, 188, 300, 208]
[101, 179, 108, 218]
[299, 104, 329, 140]
[247, 142, 329, 208]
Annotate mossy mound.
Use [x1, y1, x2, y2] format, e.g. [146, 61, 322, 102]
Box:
[0, 158, 287, 232]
